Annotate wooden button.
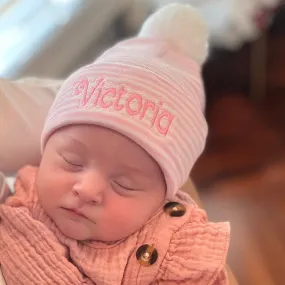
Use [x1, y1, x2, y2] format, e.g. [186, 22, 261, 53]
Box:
[136, 244, 158, 267]
[164, 202, 186, 217]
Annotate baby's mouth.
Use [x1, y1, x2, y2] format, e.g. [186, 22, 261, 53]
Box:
[62, 207, 88, 219]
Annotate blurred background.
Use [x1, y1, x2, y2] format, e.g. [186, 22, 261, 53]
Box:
[2, 0, 285, 284]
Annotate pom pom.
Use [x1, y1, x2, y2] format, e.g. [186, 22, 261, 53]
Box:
[138, 3, 208, 64]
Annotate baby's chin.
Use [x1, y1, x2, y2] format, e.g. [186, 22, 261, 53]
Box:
[54, 218, 124, 242]
[56, 220, 94, 241]
[56, 220, 139, 243]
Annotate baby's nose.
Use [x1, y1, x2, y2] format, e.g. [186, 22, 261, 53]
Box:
[72, 170, 106, 204]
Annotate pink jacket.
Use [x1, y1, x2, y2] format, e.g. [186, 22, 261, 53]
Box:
[0, 166, 230, 285]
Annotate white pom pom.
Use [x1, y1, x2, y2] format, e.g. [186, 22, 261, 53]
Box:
[138, 3, 208, 64]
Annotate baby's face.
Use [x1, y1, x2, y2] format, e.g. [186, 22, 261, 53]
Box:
[36, 125, 166, 241]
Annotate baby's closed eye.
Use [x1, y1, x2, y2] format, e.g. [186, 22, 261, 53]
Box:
[60, 153, 84, 170]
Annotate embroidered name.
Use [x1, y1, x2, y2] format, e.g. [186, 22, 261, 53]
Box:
[73, 76, 175, 136]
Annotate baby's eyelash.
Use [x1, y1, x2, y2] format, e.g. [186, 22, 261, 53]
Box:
[62, 156, 82, 167]
[113, 181, 135, 191]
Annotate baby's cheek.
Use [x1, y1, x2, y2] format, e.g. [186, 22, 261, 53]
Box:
[108, 202, 149, 231]
[36, 169, 67, 206]
[52, 172, 76, 193]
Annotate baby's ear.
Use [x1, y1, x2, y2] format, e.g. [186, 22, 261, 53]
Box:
[0, 172, 12, 204]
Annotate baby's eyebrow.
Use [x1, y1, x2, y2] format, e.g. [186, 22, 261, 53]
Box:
[62, 136, 88, 152]
[119, 165, 149, 179]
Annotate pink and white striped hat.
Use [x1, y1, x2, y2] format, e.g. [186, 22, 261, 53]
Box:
[42, 4, 209, 199]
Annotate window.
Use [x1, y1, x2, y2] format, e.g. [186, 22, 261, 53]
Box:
[0, 0, 81, 76]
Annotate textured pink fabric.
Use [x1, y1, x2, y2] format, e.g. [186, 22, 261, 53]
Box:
[41, 38, 208, 199]
[0, 166, 230, 285]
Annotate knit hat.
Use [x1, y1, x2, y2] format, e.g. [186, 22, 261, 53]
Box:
[41, 3, 209, 199]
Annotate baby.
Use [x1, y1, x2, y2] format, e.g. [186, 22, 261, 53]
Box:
[0, 4, 230, 285]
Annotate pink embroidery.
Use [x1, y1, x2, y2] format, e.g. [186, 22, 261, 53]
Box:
[156, 110, 175, 135]
[100, 88, 116, 108]
[74, 76, 104, 107]
[139, 99, 155, 121]
[92, 78, 104, 107]
[152, 101, 163, 127]
[114, 87, 126, 111]
[126, 94, 142, 116]
[73, 76, 88, 101]
[73, 77, 175, 135]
